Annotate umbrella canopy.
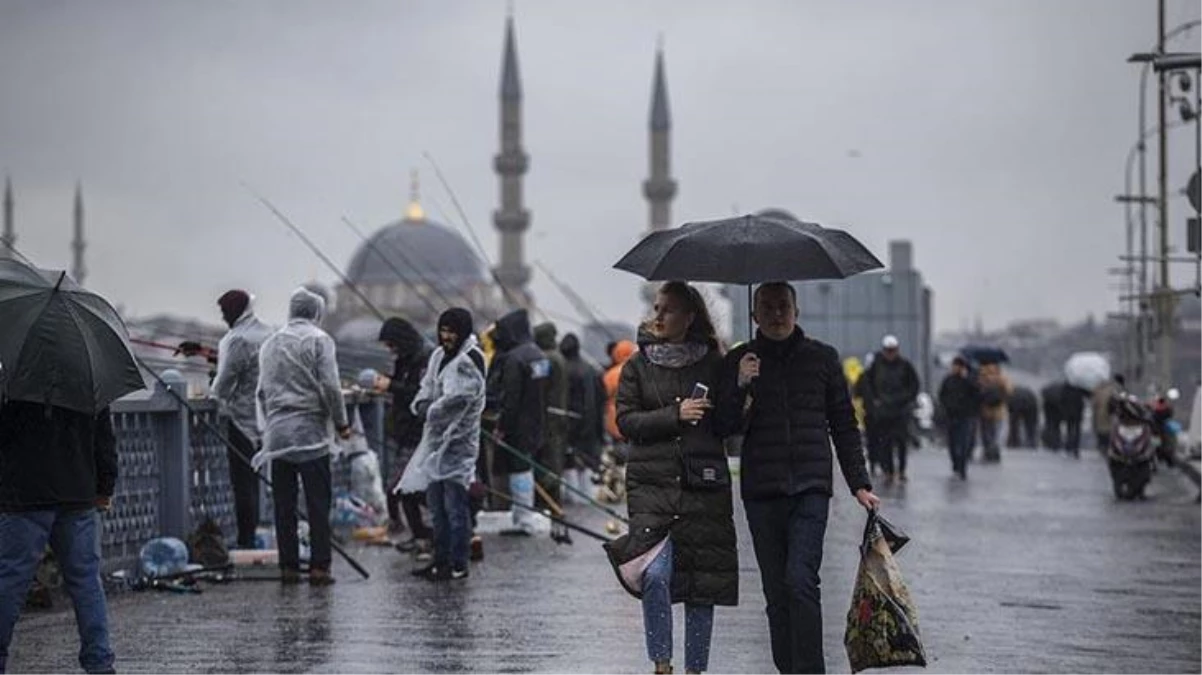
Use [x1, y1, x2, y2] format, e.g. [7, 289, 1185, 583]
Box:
[613, 213, 883, 284]
[959, 345, 1010, 366]
[1064, 352, 1111, 391]
[0, 258, 145, 414]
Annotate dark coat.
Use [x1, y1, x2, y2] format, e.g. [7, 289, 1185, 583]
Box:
[0, 401, 117, 512]
[379, 318, 429, 452]
[715, 328, 871, 500]
[938, 372, 981, 419]
[604, 339, 738, 607]
[860, 353, 921, 423]
[534, 323, 569, 456]
[560, 335, 605, 458]
[485, 309, 550, 474]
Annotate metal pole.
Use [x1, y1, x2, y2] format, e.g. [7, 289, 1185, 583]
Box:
[1195, 67, 1201, 295]
[1138, 63, 1150, 387]
[1156, 0, 1174, 390]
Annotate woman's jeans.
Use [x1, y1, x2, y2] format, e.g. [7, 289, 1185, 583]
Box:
[642, 538, 714, 672]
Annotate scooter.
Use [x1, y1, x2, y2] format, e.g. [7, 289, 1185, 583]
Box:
[1107, 395, 1157, 501]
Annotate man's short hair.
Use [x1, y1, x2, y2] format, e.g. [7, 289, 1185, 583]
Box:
[754, 281, 797, 306]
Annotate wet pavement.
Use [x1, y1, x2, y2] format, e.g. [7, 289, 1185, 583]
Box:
[8, 447, 1200, 674]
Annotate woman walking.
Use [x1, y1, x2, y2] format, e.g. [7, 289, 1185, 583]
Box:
[604, 281, 738, 674]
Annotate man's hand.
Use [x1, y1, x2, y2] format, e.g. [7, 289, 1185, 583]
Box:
[855, 488, 881, 511]
[95, 496, 113, 512]
[678, 398, 712, 423]
[737, 353, 761, 388]
[373, 374, 392, 393]
[337, 425, 353, 440]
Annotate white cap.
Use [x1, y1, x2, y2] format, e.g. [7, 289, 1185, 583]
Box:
[882, 335, 900, 349]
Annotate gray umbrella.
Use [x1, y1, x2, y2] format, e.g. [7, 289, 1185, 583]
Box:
[0, 258, 145, 414]
[613, 213, 883, 284]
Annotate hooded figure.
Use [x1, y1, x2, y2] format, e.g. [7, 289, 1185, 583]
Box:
[560, 333, 605, 500]
[376, 317, 433, 544]
[407, 308, 487, 579]
[484, 309, 550, 534]
[253, 287, 348, 584]
[603, 340, 638, 443]
[533, 322, 569, 510]
[210, 289, 274, 548]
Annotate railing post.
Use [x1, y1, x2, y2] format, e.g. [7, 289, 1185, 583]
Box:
[154, 369, 192, 539]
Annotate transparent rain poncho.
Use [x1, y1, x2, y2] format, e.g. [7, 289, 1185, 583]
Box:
[210, 300, 274, 444]
[400, 335, 486, 491]
[252, 288, 348, 471]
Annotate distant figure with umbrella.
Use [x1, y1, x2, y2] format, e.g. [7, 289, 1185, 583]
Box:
[959, 346, 1011, 463]
[0, 258, 146, 674]
[614, 212, 883, 673]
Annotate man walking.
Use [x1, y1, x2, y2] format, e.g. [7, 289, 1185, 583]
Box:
[253, 287, 350, 586]
[938, 356, 980, 479]
[715, 282, 880, 674]
[0, 401, 118, 674]
[410, 308, 487, 581]
[859, 335, 920, 484]
[210, 289, 273, 549]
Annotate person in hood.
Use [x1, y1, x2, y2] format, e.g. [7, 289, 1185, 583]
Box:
[254, 287, 350, 586]
[713, 282, 879, 674]
[484, 309, 549, 535]
[408, 308, 487, 581]
[533, 322, 569, 518]
[560, 332, 606, 505]
[373, 317, 434, 554]
[938, 356, 981, 479]
[210, 289, 274, 549]
[604, 281, 737, 675]
[604, 340, 638, 444]
[859, 335, 921, 484]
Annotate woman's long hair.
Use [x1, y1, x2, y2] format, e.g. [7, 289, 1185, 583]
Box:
[657, 281, 719, 351]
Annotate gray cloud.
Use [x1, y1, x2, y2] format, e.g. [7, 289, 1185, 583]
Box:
[1, 0, 1199, 333]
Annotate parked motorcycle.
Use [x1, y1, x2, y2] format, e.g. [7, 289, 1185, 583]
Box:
[1107, 394, 1157, 501]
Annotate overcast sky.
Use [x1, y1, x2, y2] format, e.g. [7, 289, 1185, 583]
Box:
[1, 0, 1199, 336]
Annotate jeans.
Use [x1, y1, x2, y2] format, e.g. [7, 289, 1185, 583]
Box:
[744, 492, 830, 674]
[226, 422, 261, 548]
[947, 416, 975, 474]
[0, 509, 114, 674]
[271, 456, 332, 571]
[641, 539, 714, 673]
[426, 480, 471, 570]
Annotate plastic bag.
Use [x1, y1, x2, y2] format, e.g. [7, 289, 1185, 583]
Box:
[139, 537, 190, 578]
[844, 511, 927, 673]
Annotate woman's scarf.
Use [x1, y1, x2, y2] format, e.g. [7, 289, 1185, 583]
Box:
[642, 341, 710, 369]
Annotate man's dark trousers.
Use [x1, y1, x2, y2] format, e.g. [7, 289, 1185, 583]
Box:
[744, 491, 830, 674]
[226, 422, 261, 548]
[874, 417, 909, 476]
[271, 456, 332, 571]
[947, 416, 974, 475]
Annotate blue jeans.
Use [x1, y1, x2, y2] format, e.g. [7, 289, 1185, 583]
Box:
[0, 509, 114, 674]
[744, 492, 830, 674]
[947, 416, 975, 474]
[641, 538, 715, 672]
[427, 480, 470, 570]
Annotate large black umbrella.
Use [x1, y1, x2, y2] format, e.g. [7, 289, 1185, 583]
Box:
[614, 213, 883, 284]
[0, 258, 145, 414]
[959, 345, 1010, 366]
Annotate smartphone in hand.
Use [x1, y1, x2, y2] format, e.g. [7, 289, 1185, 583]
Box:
[691, 383, 710, 400]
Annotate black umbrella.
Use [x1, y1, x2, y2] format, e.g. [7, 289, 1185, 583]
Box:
[959, 345, 1010, 366]
[0, 258, 145, 414]
[614, 213, 883, 284]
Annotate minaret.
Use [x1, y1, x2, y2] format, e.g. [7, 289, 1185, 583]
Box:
[71, 182, 86, 285]
[492, 13, 532, 308]
[1, 177, 13, 258]
[641, 43, 678, 307]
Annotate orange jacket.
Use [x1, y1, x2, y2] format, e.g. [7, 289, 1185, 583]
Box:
[603, 340, 637, 442]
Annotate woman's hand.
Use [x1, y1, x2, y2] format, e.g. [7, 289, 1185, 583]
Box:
[678, 397, 712, 423]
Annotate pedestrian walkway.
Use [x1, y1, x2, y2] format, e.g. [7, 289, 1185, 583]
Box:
[8, 448, 1199, 673]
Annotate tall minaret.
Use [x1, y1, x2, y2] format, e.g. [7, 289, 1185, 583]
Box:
[71, 182, 86, 285]
[492, 13, 532, 308]
[641, 43, 678, 307]
[1, 177, 13, 258]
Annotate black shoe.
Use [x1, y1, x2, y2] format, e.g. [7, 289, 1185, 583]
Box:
[394, 538, 419, 554]
[410, 562, 436, 578]
[421, 565, 452, 582]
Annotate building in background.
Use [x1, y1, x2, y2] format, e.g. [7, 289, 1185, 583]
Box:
[729, 225, 933, 389]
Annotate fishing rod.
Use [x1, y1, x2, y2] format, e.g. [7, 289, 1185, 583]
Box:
[242, 184, 387, 322]
[130, 337, 219, 363]
[533, 259, 623, 345]
[482, 484, 612, 543]
[138, 360, 372, 580]
[487, 431, 629, 525]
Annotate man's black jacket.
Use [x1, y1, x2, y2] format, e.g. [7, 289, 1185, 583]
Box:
[0, 400, 117, 512]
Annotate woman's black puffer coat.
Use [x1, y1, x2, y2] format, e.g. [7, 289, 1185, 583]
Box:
[603, 342, 738, 607]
